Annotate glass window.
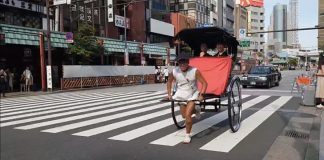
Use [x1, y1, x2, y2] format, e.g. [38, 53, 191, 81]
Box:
[188, 2, 196, 9]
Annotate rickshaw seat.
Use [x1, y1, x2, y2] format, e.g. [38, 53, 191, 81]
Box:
[189, 57, 232, 96]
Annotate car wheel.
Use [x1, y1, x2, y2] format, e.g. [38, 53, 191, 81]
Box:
[275, 82, 279, 86]
[242, 85, 247, 88]
[266, 81, 271, 88]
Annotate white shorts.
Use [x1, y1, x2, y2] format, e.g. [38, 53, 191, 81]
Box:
[172, 90, 199, 105]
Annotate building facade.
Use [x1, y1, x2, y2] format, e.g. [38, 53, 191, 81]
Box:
[234, 3, 247, 39]
[246, 5, 265, 52]
[170, 0, 211, 27]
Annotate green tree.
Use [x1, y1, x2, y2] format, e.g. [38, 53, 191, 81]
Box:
[288, 57, 298, 66]
[68, 23, 101, 64]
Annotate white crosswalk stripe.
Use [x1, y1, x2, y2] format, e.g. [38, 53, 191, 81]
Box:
[199, 96, 292, 152]
[0, 92, 296, 153]
[0, 92, 109, 107]
[150, 95, 270, 146]
[0, 92, 145, 116]
[0, 92, 143, 111]
[108, 95, 250, 141]
[1, 94, 145, 117]
[0, 92, 165, 127]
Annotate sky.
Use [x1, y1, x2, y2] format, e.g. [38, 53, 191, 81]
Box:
[264, 0, 318, 49]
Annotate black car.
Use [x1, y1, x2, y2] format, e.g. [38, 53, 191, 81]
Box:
[241, 66, 281, 88]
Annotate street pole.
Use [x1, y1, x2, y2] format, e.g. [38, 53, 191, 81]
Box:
[124, 4, 129, 65]
[46, 0, 52, 66]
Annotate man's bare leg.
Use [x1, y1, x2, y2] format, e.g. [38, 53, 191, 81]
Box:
[185, 101, 195, 134]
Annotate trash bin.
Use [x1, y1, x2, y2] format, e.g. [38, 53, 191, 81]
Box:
[301, 85, 316, 106]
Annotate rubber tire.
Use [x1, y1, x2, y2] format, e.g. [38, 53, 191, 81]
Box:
[228, 78, 242, 132]
[171, 101, 186, 129]
[266, 81, 271, 89]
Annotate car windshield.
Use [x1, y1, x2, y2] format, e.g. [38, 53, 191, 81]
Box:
[249, 67, 270, 74]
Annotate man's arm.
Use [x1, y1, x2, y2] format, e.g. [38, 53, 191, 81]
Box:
[167, 71, 174, 99]
[195, 70, 207, 96]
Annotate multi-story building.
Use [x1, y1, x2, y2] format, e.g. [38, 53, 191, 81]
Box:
[273, 4, 287, 43]
[319, 0, 324, 48]
[287, 0, 299, 48]
[170, 0, 211, 27]
[170, 0, 234, 33]
[245, 3, 265, 53]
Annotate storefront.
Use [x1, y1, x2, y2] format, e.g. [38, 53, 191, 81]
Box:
[0, 24, 67, 91]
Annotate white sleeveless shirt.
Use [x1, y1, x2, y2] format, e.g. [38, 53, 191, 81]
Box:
[172, 67, 199, 101]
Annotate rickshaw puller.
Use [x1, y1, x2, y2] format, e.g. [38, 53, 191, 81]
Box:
[166, 52, 208, 144]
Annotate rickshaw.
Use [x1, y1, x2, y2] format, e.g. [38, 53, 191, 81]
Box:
[169, 27, 242, 132]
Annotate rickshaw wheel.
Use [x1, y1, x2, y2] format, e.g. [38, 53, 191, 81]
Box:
[227, 77, 242, 132]
[171, 101, 186, 129]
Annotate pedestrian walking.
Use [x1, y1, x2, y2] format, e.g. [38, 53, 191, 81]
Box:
[7, 69, 14, 92]
[20, 74, 25, 92]
[315, 53, 324, 108]
[23, 67, 32, 92]
[0, 68, 7, 97]
[163, 67, 169, 83]
[166, 52, 207, 143]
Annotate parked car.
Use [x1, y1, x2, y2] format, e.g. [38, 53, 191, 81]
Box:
[241, 66, 281, 88]
[289, 66, 296, 70]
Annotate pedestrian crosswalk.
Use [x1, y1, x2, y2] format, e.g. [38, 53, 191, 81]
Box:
[0, 91, 296, 153]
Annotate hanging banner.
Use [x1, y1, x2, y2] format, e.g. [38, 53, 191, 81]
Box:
[46, 66, 53, 89]
[107, 0, 114, 22]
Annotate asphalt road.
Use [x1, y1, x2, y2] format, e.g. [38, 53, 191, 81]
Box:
[0, 70, 322, 160]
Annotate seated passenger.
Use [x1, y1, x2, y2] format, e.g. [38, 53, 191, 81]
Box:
[199, 43, 211, 57]
[214, 42, 229, 57]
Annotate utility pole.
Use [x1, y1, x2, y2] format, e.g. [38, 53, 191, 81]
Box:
[46, 0, 52, 66]
[124, 4, 129, 65]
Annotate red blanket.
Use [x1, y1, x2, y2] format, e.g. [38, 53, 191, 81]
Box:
[189, 57, 232, 95]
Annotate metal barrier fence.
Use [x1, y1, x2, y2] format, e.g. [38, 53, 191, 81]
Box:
[61, 65, 163, 90]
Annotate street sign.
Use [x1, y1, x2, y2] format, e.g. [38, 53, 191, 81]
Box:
[53, 0, 66, 5]
[239, 29, 246, 39]
[240, 40, 250, 47]
[115, 15, 130, 29]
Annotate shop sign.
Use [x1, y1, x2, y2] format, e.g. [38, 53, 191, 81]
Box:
[0, 0, 44, 13]
[66, 32, 73, 43]
[115, 15, 130, 29]
[47, 66, 52, 89]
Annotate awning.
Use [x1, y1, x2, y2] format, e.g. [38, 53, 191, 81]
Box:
[271, 60, 287, 64]
[0, 24, 68, 48]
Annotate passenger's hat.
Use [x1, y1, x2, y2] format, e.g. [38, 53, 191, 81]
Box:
[176, 52, 191, 61]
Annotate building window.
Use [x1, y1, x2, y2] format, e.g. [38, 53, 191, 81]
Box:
[188, 2, 196, 9]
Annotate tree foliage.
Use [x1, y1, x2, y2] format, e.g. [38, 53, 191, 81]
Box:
[68, 23, 101, 64]
[288, 57, 298, 66]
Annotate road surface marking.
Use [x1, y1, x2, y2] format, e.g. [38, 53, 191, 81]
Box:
[15, 95, 166, 130]
[0, 92, 165, 127]
[109, 95, 250, 141]
[200, 96, 292, 152]
[150, 96, 270, 146]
